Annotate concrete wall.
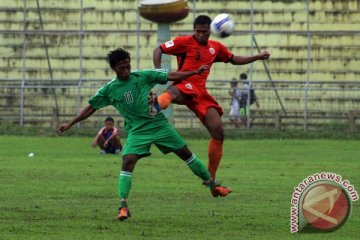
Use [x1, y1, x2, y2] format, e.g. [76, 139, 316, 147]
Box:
[0, 0, 359, 128]
[1, 0, 359, 81]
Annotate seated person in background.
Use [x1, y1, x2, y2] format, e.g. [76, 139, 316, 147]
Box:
[92, 117, 122, 154]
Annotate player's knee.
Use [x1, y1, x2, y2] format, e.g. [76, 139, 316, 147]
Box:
[215, 131, 225, 141]
[209, 126, 224, 141]
[168, 86, 181, 100]
[111, 136, 120, 144]
[122, 155, 138, 171]
[174, 146, 193, 161]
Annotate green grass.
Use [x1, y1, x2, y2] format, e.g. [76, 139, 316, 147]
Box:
[0, 136, 359, 239]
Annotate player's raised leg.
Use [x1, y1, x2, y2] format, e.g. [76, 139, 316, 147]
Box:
[157, 85, 189, 110]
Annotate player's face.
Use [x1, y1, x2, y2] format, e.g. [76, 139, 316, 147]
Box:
[105, 121, 114, 130]
[194, 24, 211, 44]
[113, 58, 131, 80]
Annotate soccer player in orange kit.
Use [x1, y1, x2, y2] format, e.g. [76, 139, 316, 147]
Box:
[153, 15, 270, 186]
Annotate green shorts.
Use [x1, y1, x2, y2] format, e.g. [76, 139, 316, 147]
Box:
[240, 106, 250, 117]
[122, 124, 186, 158]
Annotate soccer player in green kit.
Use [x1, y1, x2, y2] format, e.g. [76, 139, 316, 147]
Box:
[57, 48, 231, 222]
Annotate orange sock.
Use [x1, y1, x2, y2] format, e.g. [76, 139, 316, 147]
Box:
[208, 138, 223, 179]
[158, 92, 173, 110]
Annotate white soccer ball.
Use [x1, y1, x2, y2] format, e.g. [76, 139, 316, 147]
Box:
[210, 13, 235, 38]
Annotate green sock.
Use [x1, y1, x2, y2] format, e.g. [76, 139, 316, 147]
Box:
[118, 171, 132, 207]
[186, 154, 211, 182]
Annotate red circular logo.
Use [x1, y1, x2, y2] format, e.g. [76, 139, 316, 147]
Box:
[301, 182, 351, 232]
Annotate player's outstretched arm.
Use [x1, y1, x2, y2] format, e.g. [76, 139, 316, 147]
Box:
[153, 46, 163, 68]
[57, 105, 96, 134]
[167, 65, 209, 82]
[230, 50, 270, 65]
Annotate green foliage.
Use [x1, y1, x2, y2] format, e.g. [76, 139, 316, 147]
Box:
[0, 136, 359, 239]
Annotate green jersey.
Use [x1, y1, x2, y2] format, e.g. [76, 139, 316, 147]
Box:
[89, 69, 168, 134]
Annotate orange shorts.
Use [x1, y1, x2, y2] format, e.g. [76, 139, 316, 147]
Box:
[173, 81, 223, 124]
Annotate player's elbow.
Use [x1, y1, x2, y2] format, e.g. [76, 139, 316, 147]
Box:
[153, 45, 161, 53]
[229, 56, 243, 65]
[153, 47, 163, 68]
[167, 72, 176, 82]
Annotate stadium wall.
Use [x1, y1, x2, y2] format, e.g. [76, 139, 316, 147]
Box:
[0, 0, 359, 130]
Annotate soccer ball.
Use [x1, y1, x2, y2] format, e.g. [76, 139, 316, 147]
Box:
[210, 13, 235, 38]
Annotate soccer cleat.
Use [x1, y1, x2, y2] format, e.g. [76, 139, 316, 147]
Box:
[117, 207, 131, 221]
[211, 185, 232, 197]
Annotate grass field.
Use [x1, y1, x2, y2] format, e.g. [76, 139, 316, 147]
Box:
[0, 136, 359, 239]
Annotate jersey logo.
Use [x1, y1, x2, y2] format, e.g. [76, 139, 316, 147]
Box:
[165, 40, 174, 48]
[124, 91, 133, 104]
[185, 83, 193, 89]
[209, 47, 215, 54]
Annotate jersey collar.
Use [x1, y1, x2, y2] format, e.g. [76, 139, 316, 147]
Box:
[192, 35, 208, 45]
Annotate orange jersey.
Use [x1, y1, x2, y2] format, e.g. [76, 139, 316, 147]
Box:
[160, 35, 233, 88]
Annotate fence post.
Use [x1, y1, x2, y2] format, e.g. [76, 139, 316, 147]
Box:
[52, 107, 59, 128]
[348, 111, 356, 131]
[275, 111, 282, 131]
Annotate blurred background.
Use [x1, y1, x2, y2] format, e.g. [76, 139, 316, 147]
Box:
[0, 0, 359, 131]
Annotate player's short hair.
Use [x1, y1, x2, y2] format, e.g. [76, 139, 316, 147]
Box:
[194, 15, 212, 28]
[107, 48, 131, 69]
[240, 73, 248, 80]
[105, 116, 114, 123]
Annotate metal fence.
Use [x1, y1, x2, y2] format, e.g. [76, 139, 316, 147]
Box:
[144, 80, 360, 131]
[1, 79, 359, 130]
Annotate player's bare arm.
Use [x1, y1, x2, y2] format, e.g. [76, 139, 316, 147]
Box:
[167, 65, 209, 81]
[230, 50, 270, 65]
[153, 46, 163, 68]
[57, 105, 96, 134]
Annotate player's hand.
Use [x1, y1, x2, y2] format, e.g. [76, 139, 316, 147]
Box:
[259, 50, 270, 60]
[196, 65, 209, 74]
[57, 123, 71, 134]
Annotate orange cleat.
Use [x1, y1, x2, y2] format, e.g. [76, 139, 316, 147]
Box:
[117, 207, 131, 221]
[211, 185, 232, 197]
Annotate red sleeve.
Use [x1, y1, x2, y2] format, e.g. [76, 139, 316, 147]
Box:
[215, 41, 233, 63]
[113, 127, 119, 135]
[97, 127, 106, 136]
[160, 36, 188, 55]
